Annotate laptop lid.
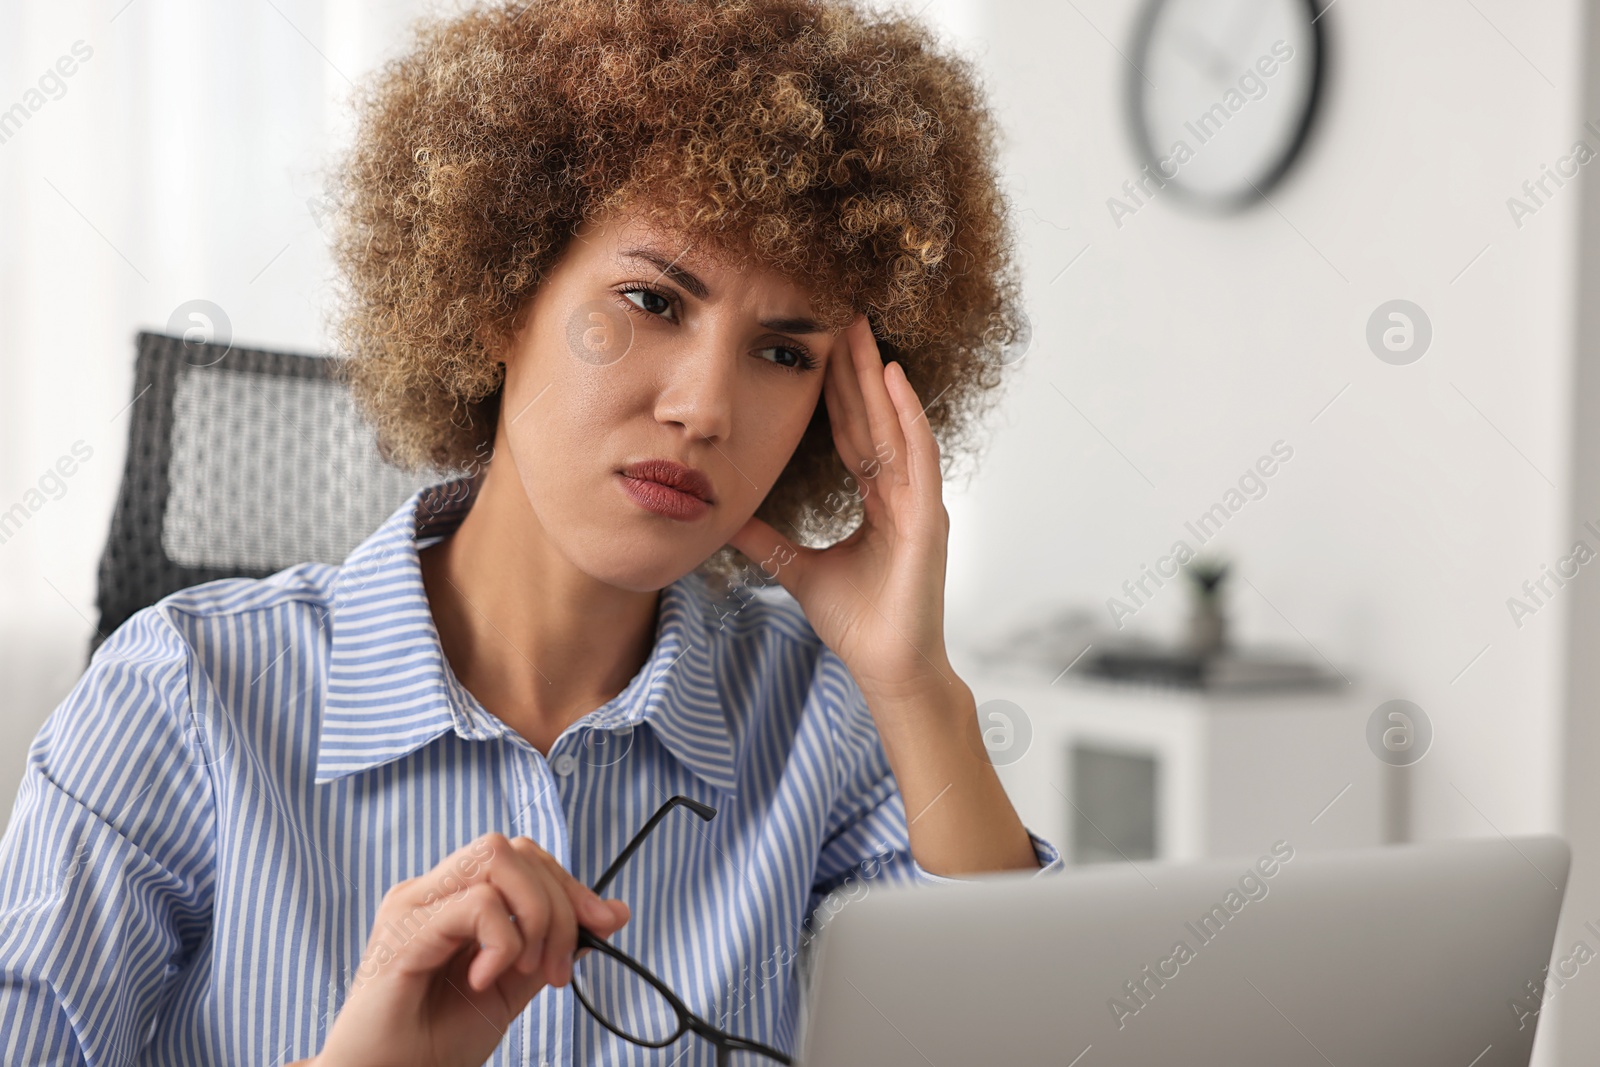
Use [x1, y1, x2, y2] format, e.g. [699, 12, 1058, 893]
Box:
[797, 835, 1570, 1067]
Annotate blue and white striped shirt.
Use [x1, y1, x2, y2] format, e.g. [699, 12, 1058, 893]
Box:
[0, 472, 1062, 1066]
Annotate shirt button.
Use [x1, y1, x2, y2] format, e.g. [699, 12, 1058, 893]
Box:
[552, 753, 578, 777]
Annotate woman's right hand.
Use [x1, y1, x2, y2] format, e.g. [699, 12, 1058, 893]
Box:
[307, 832, 631, 1067]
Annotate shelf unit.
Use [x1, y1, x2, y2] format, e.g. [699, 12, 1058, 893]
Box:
[962, 663, 1391, 866]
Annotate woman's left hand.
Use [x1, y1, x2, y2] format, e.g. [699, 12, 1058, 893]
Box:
[723, 314, 957, 704]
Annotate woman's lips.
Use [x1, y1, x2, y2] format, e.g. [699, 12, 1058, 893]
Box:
[616, 472, 712, 521]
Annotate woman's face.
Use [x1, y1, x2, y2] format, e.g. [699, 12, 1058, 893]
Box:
[494, 205, 837, 591]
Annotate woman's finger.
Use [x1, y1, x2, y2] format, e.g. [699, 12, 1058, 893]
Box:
[467, 834, 553, 977]
[823, 335, 872, 473]
[389, 880, 521, 989]
[533, 863, 580, 988]
[841, 317, 907, 488]
[883, 359, 942, 510]
[462, 886, 526, 992]
[522, 840, 632, 936]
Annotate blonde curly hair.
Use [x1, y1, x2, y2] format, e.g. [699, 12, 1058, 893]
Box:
[325, 0, 1027, 585]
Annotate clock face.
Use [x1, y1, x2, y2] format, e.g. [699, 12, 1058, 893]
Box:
[1128, 0, 1324, 211]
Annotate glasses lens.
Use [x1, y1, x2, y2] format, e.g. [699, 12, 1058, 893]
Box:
[572, 947, 680, 1045]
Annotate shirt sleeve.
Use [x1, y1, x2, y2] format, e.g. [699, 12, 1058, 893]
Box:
[0, 605, 216, 1066]
[804, 647, 1064, 922]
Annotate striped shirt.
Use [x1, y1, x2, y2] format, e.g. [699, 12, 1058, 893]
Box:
[0, 472, 1063, 1066]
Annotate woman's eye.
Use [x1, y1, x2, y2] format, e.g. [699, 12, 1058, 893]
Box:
[621, 287, 674, 319]
[614, 288, 815, 372]
[755, 345, 817, 372]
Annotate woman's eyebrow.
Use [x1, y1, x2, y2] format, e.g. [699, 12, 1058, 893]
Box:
[618, 247, 826, 334]
[619, 248, 709, 299]
[759, 315, 826, 334]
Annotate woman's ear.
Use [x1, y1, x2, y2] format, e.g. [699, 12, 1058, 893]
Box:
[473, 323, 502, 366]
[490, 295, 542, 373]
[478, 321, 517, 374]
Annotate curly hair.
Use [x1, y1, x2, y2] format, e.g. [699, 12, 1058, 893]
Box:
[324, 0, 1027, 586]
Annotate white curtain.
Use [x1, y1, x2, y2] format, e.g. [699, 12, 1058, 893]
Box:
[0, 0, 433, 823]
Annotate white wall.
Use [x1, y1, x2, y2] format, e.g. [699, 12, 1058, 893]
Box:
[950, 0, 1576, 841]
[941, 0, 1584, 1060]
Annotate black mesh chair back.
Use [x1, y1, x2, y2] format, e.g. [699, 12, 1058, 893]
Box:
[89, 331, 440, 662]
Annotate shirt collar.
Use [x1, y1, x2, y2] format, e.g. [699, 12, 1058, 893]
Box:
[314, 471, 739, 793]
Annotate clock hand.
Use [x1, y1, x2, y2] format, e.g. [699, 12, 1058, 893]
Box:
[1219, 0, 1272, 76]
[1169, 24, 1236, 85]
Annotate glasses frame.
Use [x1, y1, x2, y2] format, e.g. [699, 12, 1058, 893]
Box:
[571, 795, 794, 1067]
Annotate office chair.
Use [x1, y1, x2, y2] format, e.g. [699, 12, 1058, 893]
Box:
[89, 330, 438, 662]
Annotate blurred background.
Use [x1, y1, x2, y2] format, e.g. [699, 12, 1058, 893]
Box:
[2, 0, 1595, 1062]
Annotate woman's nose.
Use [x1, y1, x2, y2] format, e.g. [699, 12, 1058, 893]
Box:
[653, 330, 736, 443]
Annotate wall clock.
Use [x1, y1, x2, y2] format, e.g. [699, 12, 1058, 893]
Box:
[1126, 0, 1326, 213]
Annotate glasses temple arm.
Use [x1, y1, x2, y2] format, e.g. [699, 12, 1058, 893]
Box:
[591, 794, 716, 896]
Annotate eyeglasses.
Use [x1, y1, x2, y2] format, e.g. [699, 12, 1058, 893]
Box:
[571, 795, 794, 1066]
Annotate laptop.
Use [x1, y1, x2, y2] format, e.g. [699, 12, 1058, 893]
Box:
[796, 835, 1570, 1067]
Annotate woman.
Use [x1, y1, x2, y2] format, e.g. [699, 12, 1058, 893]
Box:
[0, 1, 1060, 1064]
